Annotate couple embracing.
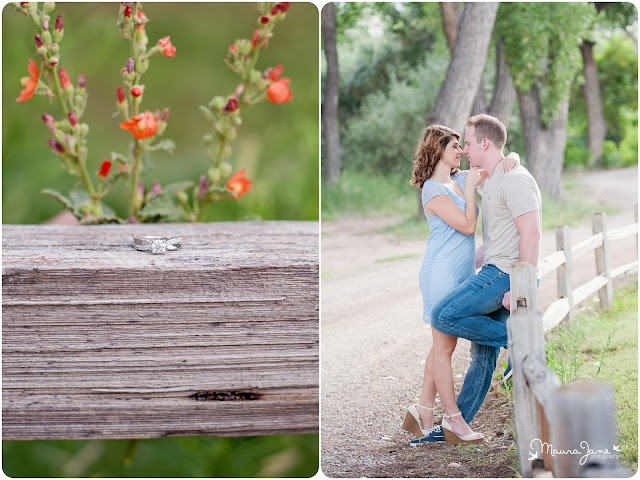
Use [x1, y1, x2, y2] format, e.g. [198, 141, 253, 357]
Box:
[404, 114, 542, 445]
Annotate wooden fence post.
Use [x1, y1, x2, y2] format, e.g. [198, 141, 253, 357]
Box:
[555, 225, 574, 322]
[592, 212, 612, 309]
[635, 204, 638, 254]
[508, 262, 544, 477]
[548, 382, 630, 477]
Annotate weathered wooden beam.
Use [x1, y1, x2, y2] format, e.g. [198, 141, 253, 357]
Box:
[549, 382, 630, 477]
[592, 213, 613, 308]
[555, 225, 574, 323]
[3, 222, 319, 440]
[509, 262, 544, 477]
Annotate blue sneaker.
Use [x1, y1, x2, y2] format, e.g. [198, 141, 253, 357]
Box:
[409, 425, 445, 446]
[503, 358, 512, 383]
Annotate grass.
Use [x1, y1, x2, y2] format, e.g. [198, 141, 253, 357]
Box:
[545, 281, 638, 472]
[321, 169, 621, 237]
[321, 170, 417, 220]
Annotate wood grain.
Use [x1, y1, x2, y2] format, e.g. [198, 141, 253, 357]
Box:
[3, 222, 319, 440]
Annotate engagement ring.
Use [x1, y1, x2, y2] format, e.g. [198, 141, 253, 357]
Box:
[133, 235, 183, 254]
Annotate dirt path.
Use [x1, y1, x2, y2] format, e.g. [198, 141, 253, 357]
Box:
[320, 167, 638, 478]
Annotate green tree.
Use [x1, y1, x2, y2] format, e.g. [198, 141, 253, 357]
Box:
[497, 3, 596, 198]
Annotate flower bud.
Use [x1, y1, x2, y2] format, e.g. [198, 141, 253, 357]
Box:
[136, 10, 148, 24]
[77, 74, 87, 88]
[48, 138, 65, 153]
[260, 15, 269, 24]
[210, 96, 226, 111]
[124, 4, 132, 17]
[58, 67, 72, 90]
[136, 181, 145, 199]
[229, 44, 238, 53]
[251, 29, 260, 49]
[42, 113, 56, 133]
[234, 84, 245, 98]
[53, 14, 63, 42]
[176, 191, 188, 204]
[97, 160, 112, 178]
[207, 167, 221, 183]
[49, 43, 60, 55]
[47, 56, 59, 67]
[224, 98, 238, 113]
[43, 2, 55, 13]
[79, 124, 89, 136]
[126, 57, 134, 73]
[42, 15, 50, 31]
[35, 34, 44, 48]
[131, 86, 143, 97]
[68, 111, 78, 126]
[116, 86, 125, 104]
[150, 179, 162, 195]
[161, 108, 170, 122]
[199, 175, 210, 201]
[220, 162, 232, 178]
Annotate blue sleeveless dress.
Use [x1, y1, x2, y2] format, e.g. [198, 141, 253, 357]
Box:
[419, 171, 477, 323]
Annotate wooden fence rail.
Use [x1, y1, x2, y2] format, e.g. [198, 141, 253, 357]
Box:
[508, 209, 637, 477]
[2, 222, 319, 440]
[539, 210, 638, 332]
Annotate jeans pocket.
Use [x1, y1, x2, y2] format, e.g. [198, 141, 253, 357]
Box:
[493, 286, 510, 307]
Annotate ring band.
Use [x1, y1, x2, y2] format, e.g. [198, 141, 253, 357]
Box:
[133, 235, 183, 254]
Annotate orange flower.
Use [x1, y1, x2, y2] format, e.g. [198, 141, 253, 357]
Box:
[16, 58, 39, 102]
[120, 111, 157, 139]
[267, 78, 292, 104]
[157, 36, 176, 57]
[226, 168, 252, 199]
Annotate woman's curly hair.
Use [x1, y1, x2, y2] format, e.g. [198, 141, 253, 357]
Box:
[410, 124, 461, 188]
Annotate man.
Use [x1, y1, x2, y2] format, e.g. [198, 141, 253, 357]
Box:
[431, 114, 542, 429]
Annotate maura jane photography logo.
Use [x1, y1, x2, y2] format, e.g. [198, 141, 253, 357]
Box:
[529, 438, 621, 465]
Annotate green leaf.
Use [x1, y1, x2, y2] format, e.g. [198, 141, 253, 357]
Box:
[139, 193, 184, 221]
[149, 139, 176, 154]
[41, 188, 73, 211]
[69, 189, 92, 209]
[163, 180, 195, 196]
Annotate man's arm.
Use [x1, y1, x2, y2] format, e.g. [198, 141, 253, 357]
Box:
[502, 209, 541, 309]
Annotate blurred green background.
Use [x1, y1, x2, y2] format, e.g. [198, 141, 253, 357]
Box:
[3, 2, 319, 223]
[3, 435, 319, 477]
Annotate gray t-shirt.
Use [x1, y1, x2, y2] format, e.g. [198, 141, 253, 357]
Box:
[478, 164, 542, 275]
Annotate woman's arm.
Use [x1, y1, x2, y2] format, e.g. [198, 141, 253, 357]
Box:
[424, 169, 482, 235]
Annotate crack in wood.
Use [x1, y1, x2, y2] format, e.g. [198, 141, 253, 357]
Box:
[192, 391, 261, 401]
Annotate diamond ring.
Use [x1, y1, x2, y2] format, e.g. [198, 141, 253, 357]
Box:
[132, 235, 183, 254]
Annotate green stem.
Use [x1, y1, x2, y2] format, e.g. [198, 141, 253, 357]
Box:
[128, 141, 144, 218]
[50, 66, 70, 117]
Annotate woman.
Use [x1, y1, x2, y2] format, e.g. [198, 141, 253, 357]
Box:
[404, 124, 518, 445]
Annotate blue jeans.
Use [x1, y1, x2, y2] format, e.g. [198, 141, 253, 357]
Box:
[431, 264, 511, 423]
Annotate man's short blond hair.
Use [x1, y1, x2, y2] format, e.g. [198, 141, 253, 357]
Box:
[466, 114, 507, 150]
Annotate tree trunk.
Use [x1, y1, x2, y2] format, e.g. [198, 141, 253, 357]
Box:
[488, 39, 516, 127]
[517, 85, 568, 198]
[439, 2, 487, 118]
[440, 2, 461, 49]
[321, 3, 341, 184]
[580, 40, 606, 166]
[429, 3, 498, 132]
